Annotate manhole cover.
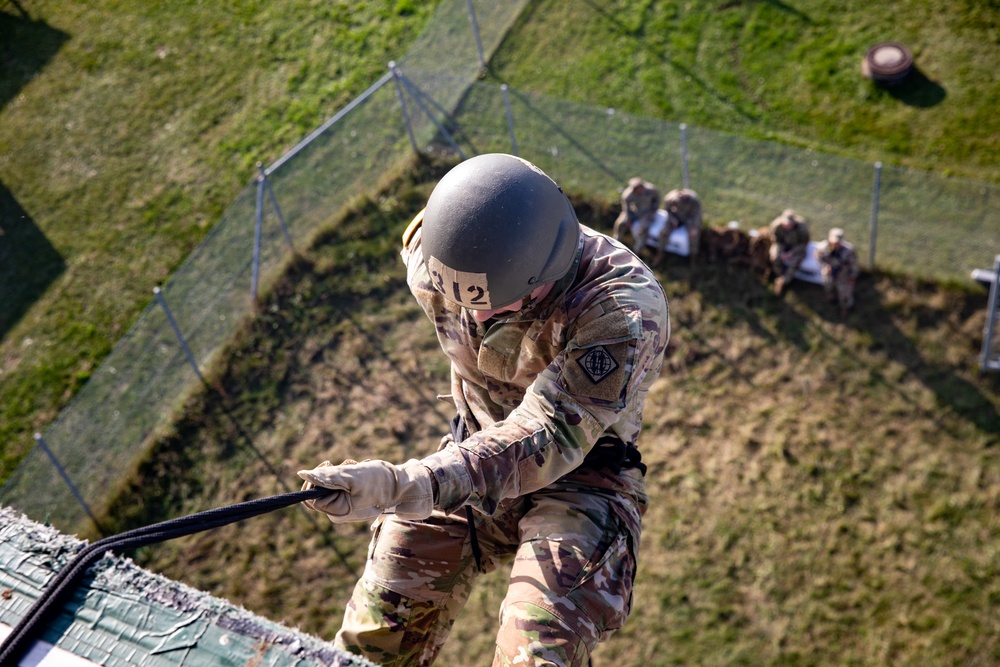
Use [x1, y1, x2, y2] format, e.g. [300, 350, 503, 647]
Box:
[862, 41, 914, 85]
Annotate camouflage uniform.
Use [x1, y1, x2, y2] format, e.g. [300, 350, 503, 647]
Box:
[768, 209, 810, 290]
[662, 188, 702, 260]
[334, 219, 670, 667]
[613, 178, 661, 255]
[816, 233, 859, 312]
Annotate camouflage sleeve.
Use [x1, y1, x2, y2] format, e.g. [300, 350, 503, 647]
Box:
[650, 189, 662, 209]
[422, 294, 667, 516]
[620, 186, 632, 208]
[815, 242, 830, 264]
[846, 245, 860, 278]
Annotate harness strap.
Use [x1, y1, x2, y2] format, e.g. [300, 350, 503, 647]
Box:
[450, 414, 487, 574]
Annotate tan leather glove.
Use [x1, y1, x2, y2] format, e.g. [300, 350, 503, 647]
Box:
[297, 458, 435, 523]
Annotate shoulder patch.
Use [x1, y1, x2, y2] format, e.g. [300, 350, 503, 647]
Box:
[576, 345, 620, 383]
[565, 341, 630, 405]
[563, 302, 637, 407]
[402, 208, 425, 249]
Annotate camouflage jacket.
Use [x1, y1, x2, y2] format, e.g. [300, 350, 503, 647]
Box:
[622, 181, 661, 223]
[770, 219, 811, 253]
[403, 220, 669, 517]
[663, 188, 702, 229]
[816, 240, 859, 281]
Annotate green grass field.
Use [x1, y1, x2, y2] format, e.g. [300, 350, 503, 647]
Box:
[0, 0, 442, 477]
[490, 0, 1000, 182]
[3, 1, 1000, 665]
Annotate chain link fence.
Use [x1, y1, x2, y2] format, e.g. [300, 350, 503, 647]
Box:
[450, 82, 999, 284]
[2, 0, 997, 534]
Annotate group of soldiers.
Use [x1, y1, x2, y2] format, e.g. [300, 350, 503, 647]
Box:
[612, 177, 703, 265]
[613, 177, 860, 318]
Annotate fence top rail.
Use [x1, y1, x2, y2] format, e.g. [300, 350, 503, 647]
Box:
[264, 69, 395, 177]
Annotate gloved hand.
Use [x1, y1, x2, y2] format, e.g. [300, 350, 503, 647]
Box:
[297, 458, 435, 523]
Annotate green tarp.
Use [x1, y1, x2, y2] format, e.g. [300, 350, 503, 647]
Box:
[0, 508, 375, 667]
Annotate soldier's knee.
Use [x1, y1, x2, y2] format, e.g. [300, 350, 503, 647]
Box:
[495, 600, 591, 667]
[337, 580, 446, 667]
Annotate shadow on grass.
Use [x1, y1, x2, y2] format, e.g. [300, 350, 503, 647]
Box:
[0, 180, 65, 340]
[883, 67, 947, 108]
[578, 0, 766, 123]
[665, 256, 813, 361]
[506, 87, 626, 183]
[0, 5, 70, 111]
[626, 228, 999, 443]
[802, 271, 999, 439]
[95, 323, 360, 576]
[0, 7, 71, 341]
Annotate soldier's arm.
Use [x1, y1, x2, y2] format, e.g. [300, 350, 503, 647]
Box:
[422, 294, 667, 516]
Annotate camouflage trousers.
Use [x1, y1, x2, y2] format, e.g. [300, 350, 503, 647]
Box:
[613, 211, 658, 255]
[769, 245, 807, 281]
[822, 273, 855, 309]
[334, 487, 643, 667]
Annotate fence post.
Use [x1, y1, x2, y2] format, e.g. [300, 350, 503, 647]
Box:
[465, 0, 487, 73]
[34, 432, 104, 535]
[869, 161, 882, 269]
[258, 162, 295, 252]
[390, 61, 419, 154]
[680, 123, 690, 189]
[502, 84, 518, 156]
[252, 173, 265, 301]
[981, 254, 1000, 371]
[154, 286, 207, 385]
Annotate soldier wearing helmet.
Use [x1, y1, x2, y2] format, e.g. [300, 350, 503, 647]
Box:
[662, 188, 703, 264]
[816, 227, 859, 319]
[299, 154, 670, 666]
[612, 176, 661, 257]
[768, 208, 811, 296]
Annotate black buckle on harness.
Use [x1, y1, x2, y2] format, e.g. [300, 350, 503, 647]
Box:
[581, 436, 647, 476]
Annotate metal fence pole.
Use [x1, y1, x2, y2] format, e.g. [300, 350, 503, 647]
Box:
[258, 162, 295, 252]
[680, 123, 690, 189]
[391, 61, 419, 154]
[465, 0, 487, 72]
[252, 174, 265, 301]
[869, 161, 882, 269]
[501, 84, 518, 156]
[154, 286, 207, 385]
[981, 254, 1000, 371]
[34, 433, 103, 534]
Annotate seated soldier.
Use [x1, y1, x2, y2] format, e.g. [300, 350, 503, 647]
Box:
[662, 188, 702, 264]
[613, 177, 661, 256]
[816, 227, 859, 319]
[768, 208, 810, 296]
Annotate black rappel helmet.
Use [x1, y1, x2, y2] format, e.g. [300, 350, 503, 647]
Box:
[421, 153, 581, 310]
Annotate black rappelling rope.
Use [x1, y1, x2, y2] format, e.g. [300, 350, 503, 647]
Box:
[0, 487, 333, 666]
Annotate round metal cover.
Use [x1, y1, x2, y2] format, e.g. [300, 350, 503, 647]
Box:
[862, 41, 914, 85]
